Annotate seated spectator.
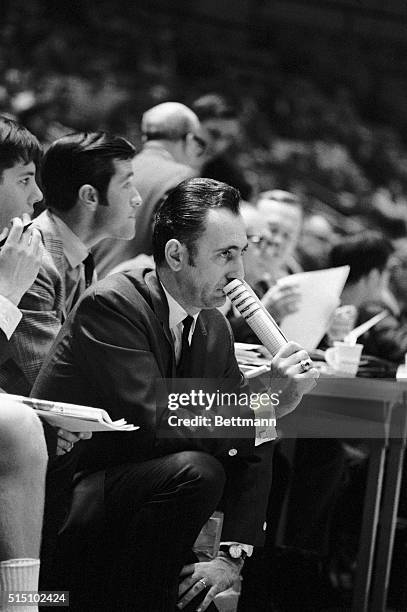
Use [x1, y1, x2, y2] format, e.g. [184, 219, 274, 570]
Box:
[256, 189, 303, 280]
[329, 231, 407, 363]
[228, 194, 302, 345]
[296, 213, 337, 271]
[0, 125, 140, 396]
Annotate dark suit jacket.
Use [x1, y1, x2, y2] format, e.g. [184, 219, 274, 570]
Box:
[32, 270, 273, 546]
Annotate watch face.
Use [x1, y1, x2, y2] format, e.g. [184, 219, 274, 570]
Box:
[229, 544, 242, 559]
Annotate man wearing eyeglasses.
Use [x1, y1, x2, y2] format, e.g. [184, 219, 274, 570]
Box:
[94, 102, 205, 277]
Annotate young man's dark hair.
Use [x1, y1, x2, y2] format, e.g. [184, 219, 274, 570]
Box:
[330, 231, 393, 284]
[41, 131, 135, 212]
[192, 94, 238, 122]
[0, 115, 41, 179]
[152, 177, 240, 265]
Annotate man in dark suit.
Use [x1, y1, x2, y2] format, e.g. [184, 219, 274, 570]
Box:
[33, 178, 317, 611]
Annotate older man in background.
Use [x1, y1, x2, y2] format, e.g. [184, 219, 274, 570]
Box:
[94, 101, 205, 277]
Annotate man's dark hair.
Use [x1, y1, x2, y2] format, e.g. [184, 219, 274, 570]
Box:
[0, 115, 42, 180]
[192, 94, 238, 122]
[329, 231, 393, 284]
[41, 132, 135, 212]
[153, 177, 241, 266]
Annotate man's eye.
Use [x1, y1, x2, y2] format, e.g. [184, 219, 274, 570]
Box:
[221, 250, 233, 260]
[20, 178, 30, 186]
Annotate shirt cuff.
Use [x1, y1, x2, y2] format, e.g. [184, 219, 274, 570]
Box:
[253, 402, 277, 445]
[219, 542, 253, 557]
[0, 295, 22, 339]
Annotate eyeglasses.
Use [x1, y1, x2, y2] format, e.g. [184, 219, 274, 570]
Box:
[185, 133, 207, 156]
[247, 235, 274, 248]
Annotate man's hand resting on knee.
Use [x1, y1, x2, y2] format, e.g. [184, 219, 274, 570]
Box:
[177, 555, 242, 611]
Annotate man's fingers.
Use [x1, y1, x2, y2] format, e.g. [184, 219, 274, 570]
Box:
[177, 578, 206, 608]
[57, 428, 81, 443]
[5, 217, 24, 242]
[273, 342, 307, 360]
[0, 227, 8, 242]
[25, 227, 42, 250]
[197, 586, 219, 612]
[56, 438, 74, 454]
[179, 564, 196, 578]
[78, 431, 92, 439]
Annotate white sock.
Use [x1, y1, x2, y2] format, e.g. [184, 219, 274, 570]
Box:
[0, 559, 40, 612]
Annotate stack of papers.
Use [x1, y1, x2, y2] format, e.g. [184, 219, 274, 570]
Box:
[3, 395, 139, 433]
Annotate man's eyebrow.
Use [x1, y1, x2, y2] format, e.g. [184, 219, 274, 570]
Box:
[215, 242, 249, 253]
[17, 170, 35, 177]
[120, 171, 134, 182]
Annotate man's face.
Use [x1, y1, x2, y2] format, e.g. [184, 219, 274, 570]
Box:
[240, 207, 274, 285]
[96, 158, 141, 239]
[0, 161, 42, 226]
[179, 208, 247, 310]
[202, 118, 240, 159]
[256, 199, 302, 266]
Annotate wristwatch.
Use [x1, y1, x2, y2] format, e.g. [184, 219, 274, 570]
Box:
[219, 543, 248, 561]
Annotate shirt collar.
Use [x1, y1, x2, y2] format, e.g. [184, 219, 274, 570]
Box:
[49, 211, 89, 269]
[161, 283, 199, 333]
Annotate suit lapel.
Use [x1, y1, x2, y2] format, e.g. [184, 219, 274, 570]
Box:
[144, 271, 176, 375]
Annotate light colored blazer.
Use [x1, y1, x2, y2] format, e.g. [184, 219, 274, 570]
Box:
[0, 211, 70, 394]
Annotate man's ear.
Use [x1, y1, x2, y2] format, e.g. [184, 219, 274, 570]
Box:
[165, 239, 187, 271]
[78, 184, 99, 210]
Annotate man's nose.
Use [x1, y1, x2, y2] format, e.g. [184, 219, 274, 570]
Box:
[229, 256, 245, 281]
[130, 188, 142, 209]
[30, 182, 43, 206]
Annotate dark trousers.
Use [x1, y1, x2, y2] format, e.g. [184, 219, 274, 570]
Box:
[41, 450, 225, 612]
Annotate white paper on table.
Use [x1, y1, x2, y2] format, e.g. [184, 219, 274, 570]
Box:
[279, 266, 350, 350]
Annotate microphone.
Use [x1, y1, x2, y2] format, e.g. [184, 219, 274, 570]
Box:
[223, 278, 288, 356]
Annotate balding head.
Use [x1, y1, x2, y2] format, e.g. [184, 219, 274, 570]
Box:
[141, 102, 200, 142]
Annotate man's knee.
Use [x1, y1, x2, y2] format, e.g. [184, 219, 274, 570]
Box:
[0, 401, 47, 473]
[175, 451, 226, 504]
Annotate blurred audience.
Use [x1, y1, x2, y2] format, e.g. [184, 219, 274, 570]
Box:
[192, 94, 252, 201]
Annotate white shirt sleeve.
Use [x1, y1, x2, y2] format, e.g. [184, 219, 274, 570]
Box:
[0, 295, 22, 340]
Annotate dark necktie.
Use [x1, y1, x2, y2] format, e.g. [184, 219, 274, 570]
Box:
[84, 253, 95, 289]
[176, 315, 194, 377]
